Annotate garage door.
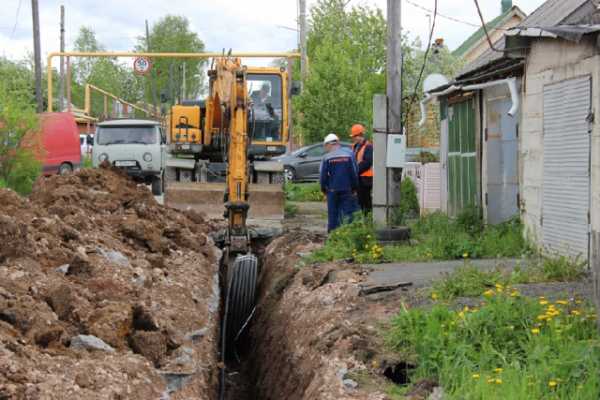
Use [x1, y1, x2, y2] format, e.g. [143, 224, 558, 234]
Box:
[542, 76, 591, 259]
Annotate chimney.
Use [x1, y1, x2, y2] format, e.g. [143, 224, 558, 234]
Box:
[501, 0, 513, 13]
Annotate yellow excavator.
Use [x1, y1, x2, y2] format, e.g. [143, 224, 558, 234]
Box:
[164, 57, 298, 356]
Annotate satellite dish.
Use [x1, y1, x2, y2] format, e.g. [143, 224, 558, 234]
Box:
[423, 73, 450, 93]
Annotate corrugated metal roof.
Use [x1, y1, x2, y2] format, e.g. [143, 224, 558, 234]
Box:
[520, 0, 590, 27]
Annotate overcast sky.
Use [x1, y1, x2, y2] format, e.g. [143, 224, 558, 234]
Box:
[0, 0, 546, 65]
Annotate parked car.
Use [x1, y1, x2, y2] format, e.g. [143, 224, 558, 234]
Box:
[274, 142, 352, 182]
[24, 112, 82, 176]
[92, 119, 167, 195]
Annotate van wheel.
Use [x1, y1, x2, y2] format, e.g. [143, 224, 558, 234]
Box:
[58, 163, 73, 175]
[152, 176, 163, 196]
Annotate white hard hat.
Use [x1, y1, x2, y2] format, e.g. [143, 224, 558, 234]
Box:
[323, 133, 339, 144]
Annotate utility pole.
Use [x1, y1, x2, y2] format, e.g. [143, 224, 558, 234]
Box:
[146, 20, 159, 110]
[58, 5, 65, 112]
[373, 0, 405, 228]
[299, 0, 308, 82]
[31, 0, 43, 112]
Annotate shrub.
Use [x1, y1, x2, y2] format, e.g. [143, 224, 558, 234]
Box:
[394, 178, 420, 225]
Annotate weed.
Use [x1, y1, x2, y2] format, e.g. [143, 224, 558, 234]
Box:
[81, 155, 93, 169]
[393, 178, 419, 225]
[431, 255, 588, 300]
[284, 182, 325, 202]
[386, 290, 600, 399]
[284, 202, 299, 218]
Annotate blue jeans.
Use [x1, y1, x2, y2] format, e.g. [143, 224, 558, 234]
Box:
[326, 190, 360, 232]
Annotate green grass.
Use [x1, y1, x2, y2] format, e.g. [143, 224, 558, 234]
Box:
[386, 290, 600, 399]
[284, 182, 324, 202]
[431, 255, 588, 300]
[308, 209, 528, 265]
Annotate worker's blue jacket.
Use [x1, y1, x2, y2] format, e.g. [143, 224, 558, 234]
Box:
[320, 146, 359, 193]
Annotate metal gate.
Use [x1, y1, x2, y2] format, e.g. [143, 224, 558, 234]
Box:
[485, 89, 519, 225]
[448, 96, 477, 216]
[542, 76, 591, 259]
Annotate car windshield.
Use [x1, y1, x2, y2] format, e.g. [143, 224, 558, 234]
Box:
[97, 125, 157, 145]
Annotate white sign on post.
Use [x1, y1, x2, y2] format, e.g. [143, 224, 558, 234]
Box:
[386, 134, 406, 168]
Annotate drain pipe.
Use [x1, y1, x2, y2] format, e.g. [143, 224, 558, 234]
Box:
[419, 77, 519, 126]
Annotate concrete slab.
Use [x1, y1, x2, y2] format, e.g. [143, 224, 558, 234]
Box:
[362, 258, 519, 289]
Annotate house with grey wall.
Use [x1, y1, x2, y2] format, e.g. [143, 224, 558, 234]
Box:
[425, 0, 600, 263]
[504, 0, 600, 261]
[422, 2, 523, 225]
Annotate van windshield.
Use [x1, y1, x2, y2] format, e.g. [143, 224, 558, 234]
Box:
[97, 125, 157, 145]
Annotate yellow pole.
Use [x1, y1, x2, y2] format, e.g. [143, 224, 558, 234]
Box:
[46, 51, 301, 112]
[84, 84, 91, 115]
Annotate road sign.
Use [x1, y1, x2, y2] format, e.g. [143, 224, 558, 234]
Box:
[133, 56, 152, 75]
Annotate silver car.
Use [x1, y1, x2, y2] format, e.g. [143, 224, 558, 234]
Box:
[274, 142, 352, 182]
[93, 119, 166, 195]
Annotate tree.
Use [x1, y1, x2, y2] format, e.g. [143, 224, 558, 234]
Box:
[136, 15, 206, 106]
[0, 58, 41, 195]
[295, 0, 463, 144]
[70, 27, 141, 117]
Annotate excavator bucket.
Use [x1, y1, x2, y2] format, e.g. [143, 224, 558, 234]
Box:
[165, 182, 285, 221]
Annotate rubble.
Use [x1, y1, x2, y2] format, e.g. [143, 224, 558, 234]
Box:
[0, 167, 220, 399]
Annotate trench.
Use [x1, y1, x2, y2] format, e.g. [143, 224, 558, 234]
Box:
[215, 230, 310, 400]
[216, 240, 272, 400]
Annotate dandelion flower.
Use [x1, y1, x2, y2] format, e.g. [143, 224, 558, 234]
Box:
[531, 328, 540, 335]
[483, 289, 495, 297]
[463, 252, 469, 258]
[472, 374, 480, 379]
[549, 380, 558, 388]
[556, 300, 568, 305]
[495, 378, 502, 384]
[539, 300, 549, 305]
[431, 292, 438, 300]
[495, 283, 504, 290]
[494, 368, 503, 373]
[571, 310, 581, 316]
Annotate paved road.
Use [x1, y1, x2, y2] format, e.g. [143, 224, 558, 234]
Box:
[362, 258, 519, 288]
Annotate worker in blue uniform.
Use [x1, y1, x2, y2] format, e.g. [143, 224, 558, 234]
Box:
[319, 133, 360, 232]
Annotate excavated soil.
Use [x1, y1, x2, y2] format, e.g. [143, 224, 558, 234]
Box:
[0, 167, 222, 400]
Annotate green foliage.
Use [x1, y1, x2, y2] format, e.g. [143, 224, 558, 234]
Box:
[71, 27, 142, 116]
[0, 61, 41, 195]
[432, 265, 507, 300]
[82, 155, 93, 169]
[296, 0, 386, 143]
[284, 202, 299, 218]
[386, 291, 600, 399]
[307, 216, 382, 263]
[296, 0, 464, 144]
[284, 182, 324, 202]
[394, 178, 420, 225]
[136, 15, 206, 105]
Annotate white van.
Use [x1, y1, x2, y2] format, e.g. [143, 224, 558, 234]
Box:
[93, 119, 166, 195]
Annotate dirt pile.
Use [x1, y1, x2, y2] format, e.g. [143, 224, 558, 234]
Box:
[0, 168, 221, 400]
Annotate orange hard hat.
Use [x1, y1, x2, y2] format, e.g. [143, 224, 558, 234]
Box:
[350, 124, 366, 137]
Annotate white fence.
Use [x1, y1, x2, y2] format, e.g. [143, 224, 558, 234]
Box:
[402, 162, 442, 215]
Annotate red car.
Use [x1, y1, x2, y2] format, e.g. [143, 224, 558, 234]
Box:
[28, 113, 82, 175]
